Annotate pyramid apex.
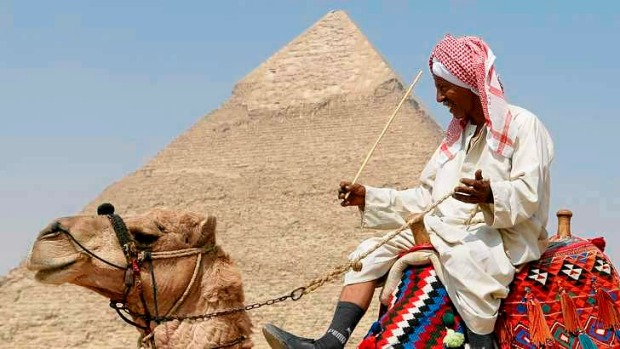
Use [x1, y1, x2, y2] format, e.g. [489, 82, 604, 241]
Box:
[232, 10, 401, 110]
[323, 9, 356, 23]
[326, 9, 349, 16]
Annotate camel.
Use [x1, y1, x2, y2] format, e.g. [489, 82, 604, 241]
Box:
[27, 203, 253, 349]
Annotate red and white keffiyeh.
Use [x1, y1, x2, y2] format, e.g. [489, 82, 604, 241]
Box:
[429, 34, 517, 164]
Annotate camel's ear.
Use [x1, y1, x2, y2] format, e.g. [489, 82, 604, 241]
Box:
[197, 215, 216, 247]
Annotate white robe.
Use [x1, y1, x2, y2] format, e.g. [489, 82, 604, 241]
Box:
[344, 105, 554, 334]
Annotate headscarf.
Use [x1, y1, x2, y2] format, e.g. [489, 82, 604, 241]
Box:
[429, 34, 517, 165]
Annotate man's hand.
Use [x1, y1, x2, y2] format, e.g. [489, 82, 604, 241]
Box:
[453, 169, 494, 204]
[338, 181, 366, 208]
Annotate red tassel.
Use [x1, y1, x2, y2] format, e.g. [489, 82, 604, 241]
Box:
[495, 311, 513, 346]
[560, 290, 582, 333]
[596, 287, 620, 330]
[588, 237, 606, 252]
[526, 297, 553, 347]
[358, 335, 377, 349]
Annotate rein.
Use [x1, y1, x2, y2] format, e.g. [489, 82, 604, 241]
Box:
[52, 193, 463, 348]
[51, 203, 242, 349]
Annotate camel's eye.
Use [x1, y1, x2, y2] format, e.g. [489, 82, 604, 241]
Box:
[132, 231, 160, 245]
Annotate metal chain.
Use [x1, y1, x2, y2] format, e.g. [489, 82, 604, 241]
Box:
[124, 193, 458, 326]
[133, 287, 306, 323]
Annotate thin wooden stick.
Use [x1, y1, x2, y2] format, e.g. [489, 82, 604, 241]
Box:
[350, 70, 423, 186]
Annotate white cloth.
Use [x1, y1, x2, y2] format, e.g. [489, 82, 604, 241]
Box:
[431, 58, 478, 94]
[344, 105, 554, 335]
[379, 250, 445, 305]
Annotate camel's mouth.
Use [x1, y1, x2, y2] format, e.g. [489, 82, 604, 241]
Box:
[31, 258, 79, 284]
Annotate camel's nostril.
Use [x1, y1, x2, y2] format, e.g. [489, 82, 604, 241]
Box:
[40, 230, 60, 239]
[39, 222, 62, 239]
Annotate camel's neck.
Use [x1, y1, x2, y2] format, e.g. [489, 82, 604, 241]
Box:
[137, 250, 253, 349]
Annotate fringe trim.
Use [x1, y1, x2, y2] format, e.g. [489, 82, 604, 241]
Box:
[526, 296, 553, 346]
[560, 289, 582, 333]
[595, 287, 620, 330]
[578, 333, 599, 349]
[496, 311, 513, 346]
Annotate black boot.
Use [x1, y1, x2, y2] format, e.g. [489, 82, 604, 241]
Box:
[263, 302, 365, 349]
[262, 324, 317, 349]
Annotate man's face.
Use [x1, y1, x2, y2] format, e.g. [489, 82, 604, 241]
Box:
[433, 75, 480, 121]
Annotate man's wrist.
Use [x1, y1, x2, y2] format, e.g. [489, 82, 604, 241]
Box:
[486, 190, 494, 203]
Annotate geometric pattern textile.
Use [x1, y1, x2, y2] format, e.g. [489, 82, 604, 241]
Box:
[496, 236, 620, 348]
[358, 264, 465, 349]
[358, 235, 620, 348]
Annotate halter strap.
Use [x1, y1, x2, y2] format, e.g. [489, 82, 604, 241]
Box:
[53, 203, 218, 348]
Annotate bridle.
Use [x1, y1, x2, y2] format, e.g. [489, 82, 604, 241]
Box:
[50, 203, 245, 349]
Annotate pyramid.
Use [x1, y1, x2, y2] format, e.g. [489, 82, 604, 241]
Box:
[0, 10, 443, 348]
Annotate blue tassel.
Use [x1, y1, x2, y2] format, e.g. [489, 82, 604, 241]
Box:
[369, 321, 382, 335]
[578, 333, 598, 349]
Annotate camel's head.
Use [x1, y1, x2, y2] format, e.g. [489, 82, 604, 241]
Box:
[28, 205, 218, 300]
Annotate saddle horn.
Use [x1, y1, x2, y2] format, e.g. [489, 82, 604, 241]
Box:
[556, 209, 573, 239]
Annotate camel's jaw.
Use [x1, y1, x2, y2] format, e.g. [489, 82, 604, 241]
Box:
[28, 232, 83, 284]
[28, 255, 81, 284]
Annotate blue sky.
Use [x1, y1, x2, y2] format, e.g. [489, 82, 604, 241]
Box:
[1, 1, 619, 275]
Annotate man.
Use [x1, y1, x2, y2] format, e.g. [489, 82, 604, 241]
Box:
[263, 34, 554, 349]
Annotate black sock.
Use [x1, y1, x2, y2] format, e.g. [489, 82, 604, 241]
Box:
[315, 302, 365, 349]
[466, 328, 495, 349]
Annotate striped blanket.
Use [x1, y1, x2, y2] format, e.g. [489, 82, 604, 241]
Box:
[358, 236, 620, 348]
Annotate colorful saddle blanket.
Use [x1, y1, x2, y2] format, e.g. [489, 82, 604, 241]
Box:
[358, 236, 620, 348]
[497, 236, 620, 348]
[358, 264, 466, 349]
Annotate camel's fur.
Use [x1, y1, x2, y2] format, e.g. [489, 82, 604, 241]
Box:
[28, 209, 253, 348]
